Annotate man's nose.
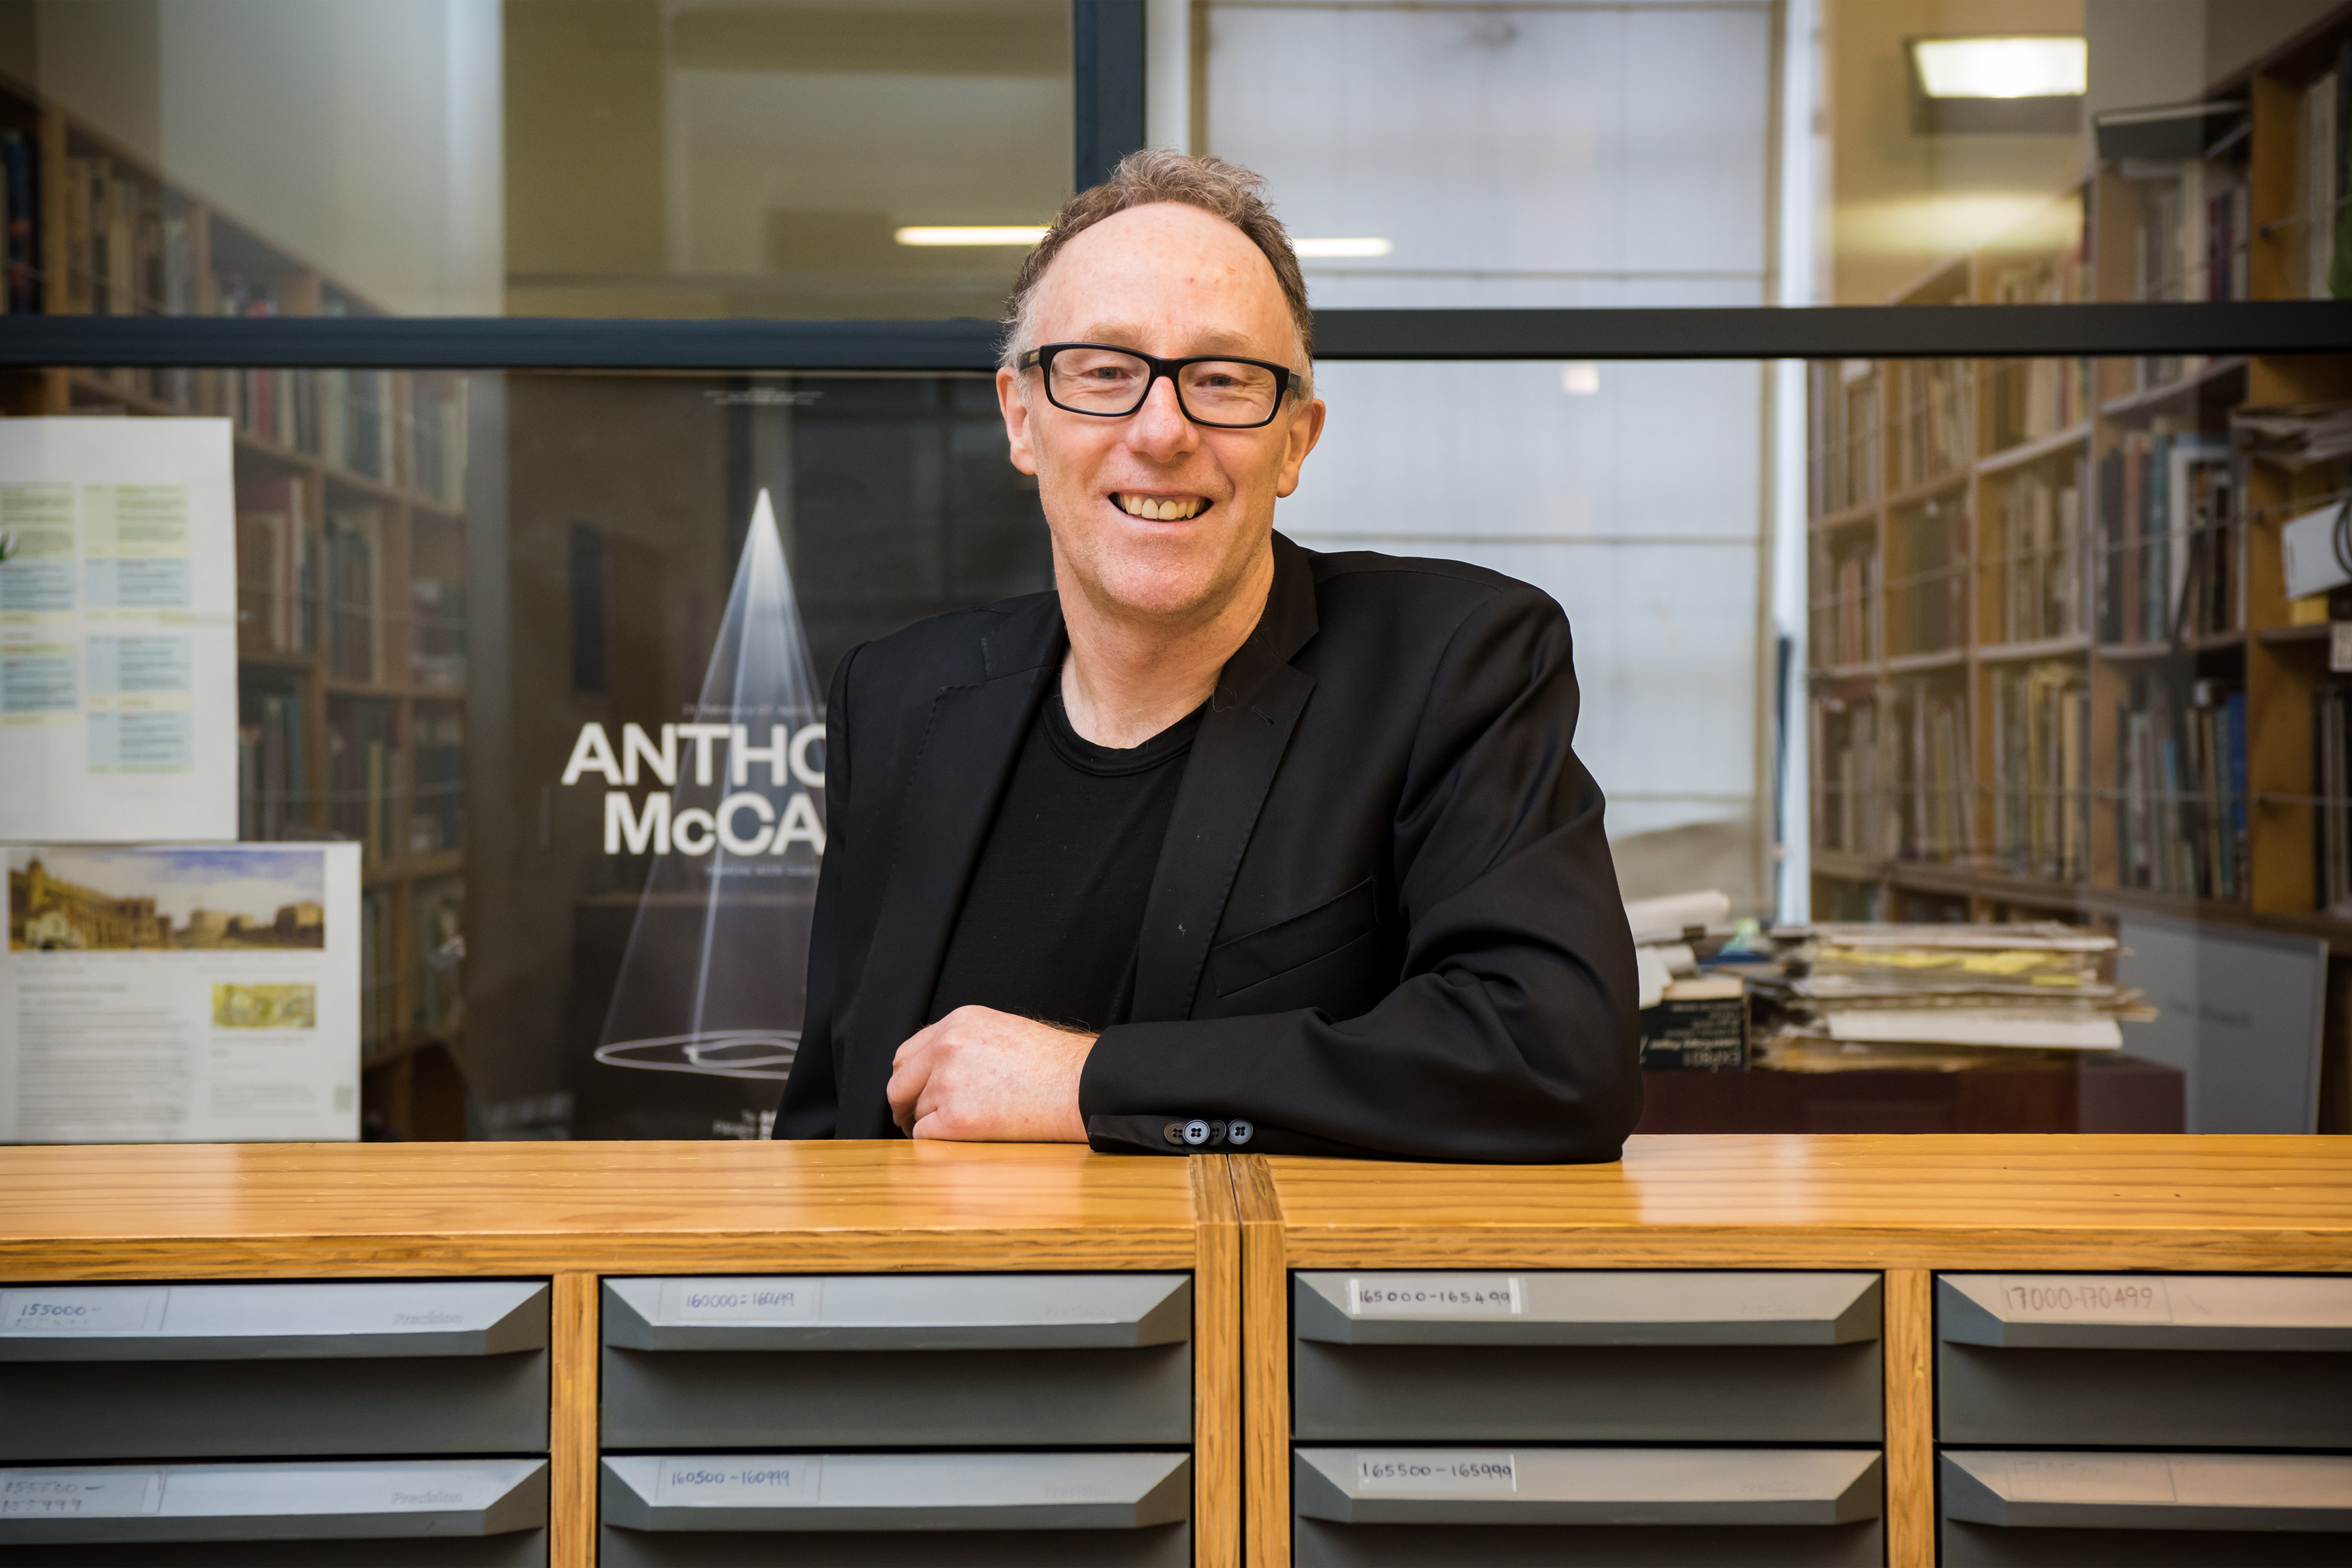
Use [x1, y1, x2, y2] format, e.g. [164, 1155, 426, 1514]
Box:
[1124, 374, 1198, 455]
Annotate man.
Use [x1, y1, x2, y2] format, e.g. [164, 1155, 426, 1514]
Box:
[778, 150, 1640, 1160]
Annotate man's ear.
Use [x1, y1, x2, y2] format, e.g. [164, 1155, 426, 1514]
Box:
[998, 367, 1039, 475]
[1274, 396, 1326, 499]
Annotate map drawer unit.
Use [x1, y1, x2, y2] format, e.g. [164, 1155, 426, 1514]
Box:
[0, 1457, 549, 1567]
[600, 1273, 1192, 1447]
[0, 1281, 551, 1458]
[598, 1450, 1191, 1567]
[599, 1273, 1195, 1563]
[1935, 1273, 2352, 1447]
[1290, 1271, 1886, 1565]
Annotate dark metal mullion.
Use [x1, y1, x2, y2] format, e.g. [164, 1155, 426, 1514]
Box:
[1072, 0, 1148, 193]
[3, 303, 2351, 370]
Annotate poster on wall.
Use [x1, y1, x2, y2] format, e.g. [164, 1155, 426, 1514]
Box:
[563, 491, 826, 1139]
[0, 418, 238, 842]
[1, 843, 361, 1143]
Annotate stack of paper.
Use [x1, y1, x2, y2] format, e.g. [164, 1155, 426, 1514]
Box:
[1747, 922, 2152, 1072]
[1624, 890, 1733, 1009]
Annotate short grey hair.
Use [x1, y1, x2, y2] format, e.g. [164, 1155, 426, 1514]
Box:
[1000, 148, 1314, 400]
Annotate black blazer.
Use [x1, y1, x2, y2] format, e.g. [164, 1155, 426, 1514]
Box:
[777, 533, 1642, 1160]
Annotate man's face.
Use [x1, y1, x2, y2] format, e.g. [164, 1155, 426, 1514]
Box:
[998, 202, 1326, 626]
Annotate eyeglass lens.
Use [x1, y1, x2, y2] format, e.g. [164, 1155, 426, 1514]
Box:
[1046, 348, 1281, 427]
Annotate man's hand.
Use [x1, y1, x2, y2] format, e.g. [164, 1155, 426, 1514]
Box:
[887, 1005, 1094, 1141]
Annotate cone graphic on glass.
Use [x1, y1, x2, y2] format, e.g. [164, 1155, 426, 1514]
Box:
[589, 490, 824, 1137]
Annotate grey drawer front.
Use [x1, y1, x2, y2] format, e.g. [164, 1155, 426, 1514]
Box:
[602, 1342, 1189, 1448]
[1936, 1341, 2352, 1446]
[1, 1348, 549, 1460]
[1939, 1451, 2352, 1566]
[604, 1274, 1189, 1350]
[0, 1282, 549, 1361]
[0, 1459, 547, 1545]
[1939, 1275, 2352, 1352]
[1294, 1519, 1884, 1568]
[0, 1531, 547, 1567]
[1294, 1446, 1882, 1527]
[600, 1452, 1188, 1532]
[1296, 1272, 1881, 1346]
[599, 1523, 1188, 1568]
[1294, 1339, 1881, 1442]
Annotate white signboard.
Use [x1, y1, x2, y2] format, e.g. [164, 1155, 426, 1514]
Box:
[2, 843, 360, 1142]
[0, 419, 237, 842]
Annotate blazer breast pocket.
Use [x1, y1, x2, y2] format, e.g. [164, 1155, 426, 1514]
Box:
[1204, 877, 1380, 1000]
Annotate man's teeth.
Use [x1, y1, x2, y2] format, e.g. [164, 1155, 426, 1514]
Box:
[1117, 493, 1206, 521]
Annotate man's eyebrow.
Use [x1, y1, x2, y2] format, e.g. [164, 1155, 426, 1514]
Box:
[1073, 323, 1273, 357]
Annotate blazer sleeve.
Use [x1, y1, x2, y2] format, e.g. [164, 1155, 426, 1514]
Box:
[775, 644, 860, 1139]
[1078, 584, 1643, 1162]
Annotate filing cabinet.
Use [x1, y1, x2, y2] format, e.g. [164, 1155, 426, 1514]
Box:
[1289, 1270, 1886, 1564]
[599, 1273, 1196, 1564]
[0, 1281, 553, 1565]
[1936, 1273, 2352, 1562]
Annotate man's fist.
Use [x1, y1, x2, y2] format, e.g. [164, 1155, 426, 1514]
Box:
[887, 1005, 1094, 1141]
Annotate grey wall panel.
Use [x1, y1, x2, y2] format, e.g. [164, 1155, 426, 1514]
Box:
[0, 1350, 549, 1460]
[600, 1343, 1190, 1448]
[0, 1459, 546, 1545]
[1936, 1342, 2352, 1446]
[0, 1529, 547, 1567]
[1294, 1519, 1885, 1567]
[603, 1274, 1190, 1352]
[1294, 1339, 1882, 1442]
[1295, 1272, 1881, 1347]
[0, 1283, 549, 1361]
[598, 1522, 1190, 1567]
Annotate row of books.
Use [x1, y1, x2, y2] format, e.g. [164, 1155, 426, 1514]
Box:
[319, 371, 468, 510]
[1986, 255, 2087, 448]
[1816, 541, 1878, 666]
[1815, 697, 1885, 860]
[1887, 500, 1967, 655]
[1889, 679, 1968, 865]
[328, 508, 386, 685]
[1808, 361, 1882, 515]
[2116, 676, 2247, 902]
[235, 478, 315, 657]
[1995, 464, 2085, 644]
[414, 877, 466, 1038]
[57, 150, 192, 316]
[3, 129, 37, 312]
[410, 707, 466, 858]
[411, 578, 467, 691]
[2095, 429, 2237, 644]
[235, 688, 308, 843]
[1887, 360, 1970, 491]
[2304, 57, 2349, 301]
[327, 698, 404, 867]
[1991, 663, 2086, 882]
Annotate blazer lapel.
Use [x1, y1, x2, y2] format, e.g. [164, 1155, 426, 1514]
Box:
[836, 600, 1061, 1114]
[1129, 536, 1321, 1022]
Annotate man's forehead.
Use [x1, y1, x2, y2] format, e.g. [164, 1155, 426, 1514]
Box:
[1069, 321, 1268, 357]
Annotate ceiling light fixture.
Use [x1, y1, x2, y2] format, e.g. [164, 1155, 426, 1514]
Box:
[1911, 36, 2086, 99]
[893, 226, 1049, 246]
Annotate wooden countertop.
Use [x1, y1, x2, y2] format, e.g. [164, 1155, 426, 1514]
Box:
[1258, 1134, 2352, 1271]
[0, 1139, 1205, 1279]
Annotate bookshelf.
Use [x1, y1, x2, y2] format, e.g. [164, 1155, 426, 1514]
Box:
[0, 73, 472, 1141]
[1806, 11, 2352, 1131]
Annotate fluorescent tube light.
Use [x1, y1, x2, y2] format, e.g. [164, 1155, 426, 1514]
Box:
[1292, 237, 1394, 259]
[893, 226, 1049, 246]
[1912, 36, 2086, 100]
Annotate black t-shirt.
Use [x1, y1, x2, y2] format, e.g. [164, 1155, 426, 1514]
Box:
[926, 689, 1203, 1033]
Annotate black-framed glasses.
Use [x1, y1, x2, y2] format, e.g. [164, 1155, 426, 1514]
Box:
[1019, 342, 1304, 429]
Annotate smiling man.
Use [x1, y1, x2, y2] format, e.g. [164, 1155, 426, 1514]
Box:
[777, 150, 1641, 1160]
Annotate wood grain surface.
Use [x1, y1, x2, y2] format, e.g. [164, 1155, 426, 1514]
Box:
[1232, 1154, 1291, 1568]
[1266, 1134, 2352, 1270]
[549, 1272, 598, 1568]
[1191, 1156, 1242, 1568]
[0, 1140, 1201, 1277]
[1880, 1268, 1934, 1568]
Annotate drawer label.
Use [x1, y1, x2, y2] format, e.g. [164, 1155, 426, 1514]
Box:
[0, 1471, 164, 1518]
[2004, 1456, 2177, 1505]
[660, 1279, 822, 1325]
[1357, 1452, 1518, 1494]
[655, 1458, 820, 1506]
[1349, 1275, 1522, 1318]
[0, 1288, 167, 1334]
[1996, 1277, 2174, 1323]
